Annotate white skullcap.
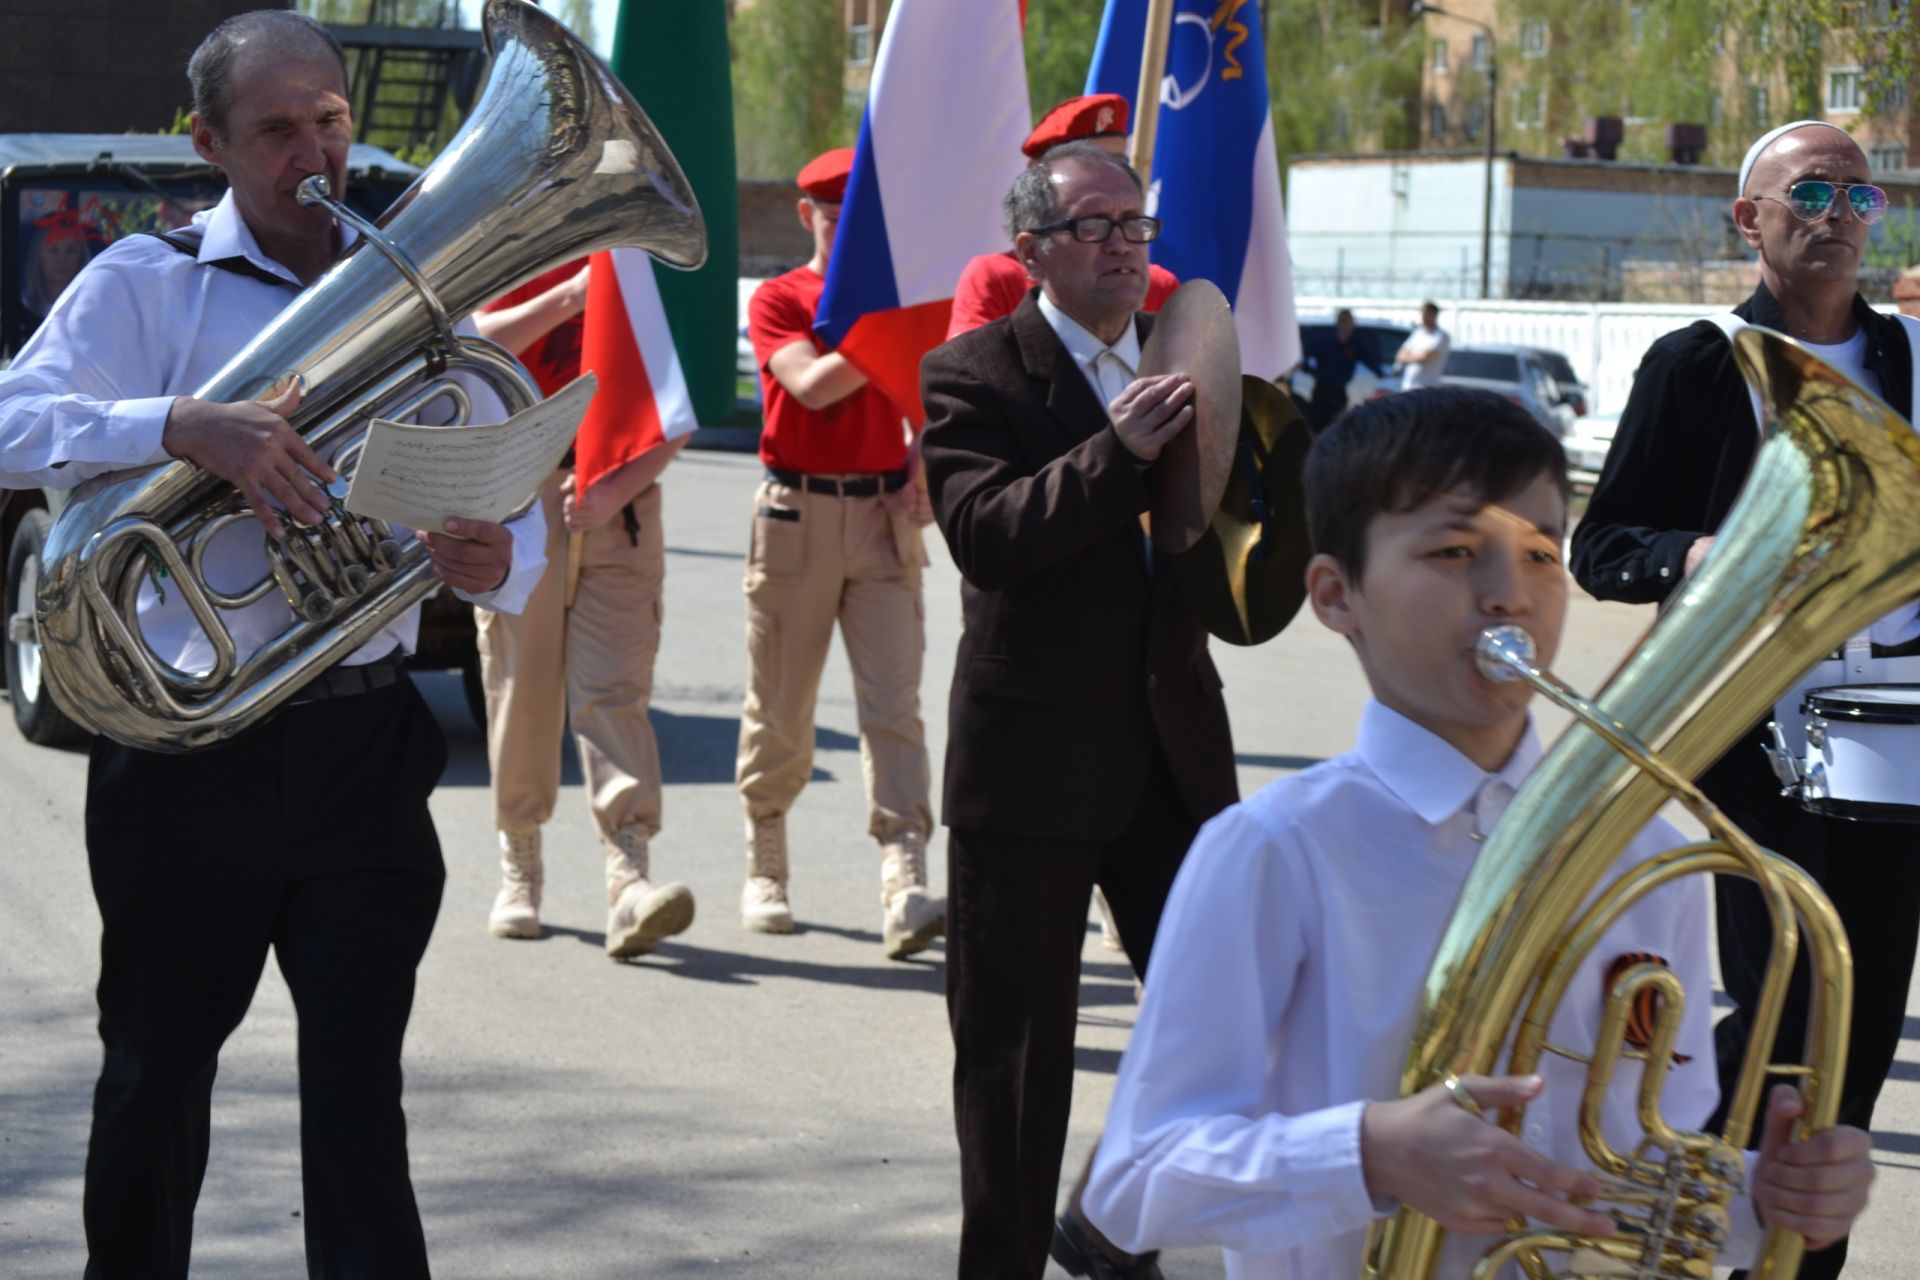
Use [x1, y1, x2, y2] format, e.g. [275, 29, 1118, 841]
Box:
[1738, 120, 1854, 196]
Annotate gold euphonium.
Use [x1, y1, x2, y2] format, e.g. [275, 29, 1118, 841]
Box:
[33, 0, 705, 752]
[1364, 324, 1920, 1279]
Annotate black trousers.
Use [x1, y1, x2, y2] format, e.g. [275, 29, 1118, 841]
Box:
[82, 675, 449, 1280]
[1700, 737, 1920, 1280]
[947, 750, 1196, 1280]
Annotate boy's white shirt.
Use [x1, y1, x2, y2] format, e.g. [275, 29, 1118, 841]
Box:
[1084, 699, 1762, 1280]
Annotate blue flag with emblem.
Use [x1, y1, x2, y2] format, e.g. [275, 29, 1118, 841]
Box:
[1085, 0, 1298, 377]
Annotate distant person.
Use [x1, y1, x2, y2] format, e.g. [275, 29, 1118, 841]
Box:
[22, 217, 97, 316]
[1394, 300, 1451, 390]
[946, 93, 1180, 340]
[1297, 307, 1386, 429]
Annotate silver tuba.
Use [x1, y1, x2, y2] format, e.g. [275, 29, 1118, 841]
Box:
[34, 0, 706, 752]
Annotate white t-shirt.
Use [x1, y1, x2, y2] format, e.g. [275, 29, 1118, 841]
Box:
[1399, 325, 1452, 390]
[1800, 328, 1881, 399]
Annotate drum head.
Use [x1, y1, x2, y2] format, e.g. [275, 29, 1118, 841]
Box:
[1137, 280, 1241, 555]
[1803, 683, 1920, 724]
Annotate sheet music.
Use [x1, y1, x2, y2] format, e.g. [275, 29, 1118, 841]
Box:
[345, 373, 596, 532]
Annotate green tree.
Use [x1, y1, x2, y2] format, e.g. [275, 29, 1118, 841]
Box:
[1023, 0, 1105, 121]
[730, 0, 852, 179]
[1266, 1, 1422, 164]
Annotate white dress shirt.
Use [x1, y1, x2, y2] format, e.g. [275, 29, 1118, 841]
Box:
[1399, 324, 1452, 390]
[0, 191, 546, 671]
[1085, 700, 1761, 1280]
[1038, 291, 1142, 416]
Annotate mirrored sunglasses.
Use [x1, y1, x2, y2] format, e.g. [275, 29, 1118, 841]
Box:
[1764, 180, 1889, 224]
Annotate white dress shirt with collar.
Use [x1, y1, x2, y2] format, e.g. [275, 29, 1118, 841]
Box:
[1037, 291, 1142, 416]
[1084, 699, 1759, 1279]
[0, 191, 546, 671]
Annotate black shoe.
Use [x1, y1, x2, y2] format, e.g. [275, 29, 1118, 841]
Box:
[1049, 1211, 1166, 1279]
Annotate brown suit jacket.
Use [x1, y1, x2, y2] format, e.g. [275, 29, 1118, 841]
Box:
[920, 293, 1238, 843]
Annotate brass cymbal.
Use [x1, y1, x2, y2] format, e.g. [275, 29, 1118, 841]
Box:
[1171, 376, 1312, 646]
[1136, 279, 1241, 554]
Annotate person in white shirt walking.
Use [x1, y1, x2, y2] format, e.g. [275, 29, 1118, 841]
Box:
[0, 12, 544, 1276]
[1082, 387, 1874, 1279]
[1394, 300, 1452, 390]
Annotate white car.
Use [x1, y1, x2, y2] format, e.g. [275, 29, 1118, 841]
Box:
[1564, 412, 1618, 486]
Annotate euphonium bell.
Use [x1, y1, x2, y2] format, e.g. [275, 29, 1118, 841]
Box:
[34, 0, 706, 752]
[1365, 324, 1920, 1278]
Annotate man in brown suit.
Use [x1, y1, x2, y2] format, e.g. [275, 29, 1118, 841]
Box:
[920, 141, 1239, 1280]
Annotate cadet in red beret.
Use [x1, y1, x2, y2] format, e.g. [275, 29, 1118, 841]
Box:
[948, 96, 1179, 339]
[736, 147, 942, 961]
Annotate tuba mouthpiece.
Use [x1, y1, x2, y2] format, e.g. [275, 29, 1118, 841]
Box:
[1476, 625, 1536, 683]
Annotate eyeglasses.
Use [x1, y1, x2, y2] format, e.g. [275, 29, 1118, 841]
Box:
[1029, 214, 1162, 244]
[1754, 180, 1889, 225]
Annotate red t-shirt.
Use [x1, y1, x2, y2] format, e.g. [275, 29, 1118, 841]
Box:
[945, 250, 1180, 339]
[749, 266, 908, 474]
[481, 259, 587, 395]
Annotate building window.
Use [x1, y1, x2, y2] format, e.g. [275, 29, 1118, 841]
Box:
[1828, 66, 1864, 113]
[1466, 100, 1485, 140]
[1513, 85, 1547, 130]
[1629, 5, 1648, 44]
[1432, 38, 1448, 75]
[1870, 142, 1907, 169]
[1430, 100, 1448, 142]
[1521, 19, 1548, 56]
[1470, 33, 1490, 71]
[1709, 90, 1724, 127]
[849, 22, 873, 65]
[1749, 84, 1770, 122]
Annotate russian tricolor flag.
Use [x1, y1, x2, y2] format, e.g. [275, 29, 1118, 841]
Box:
[1087, 0, 1299, 379]
[814, 0, 1031, 426]
[575, 248, 698, 496]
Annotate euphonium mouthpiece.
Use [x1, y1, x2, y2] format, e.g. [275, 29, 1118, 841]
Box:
[1476, 625, 1536, 682]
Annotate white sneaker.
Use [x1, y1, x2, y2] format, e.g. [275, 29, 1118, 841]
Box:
[881, 831, 945, 960]
[741, 816, 794, 934]
[488, 830, 543, 940]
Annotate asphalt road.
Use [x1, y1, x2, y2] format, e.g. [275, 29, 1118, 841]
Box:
[3, 447, 1917, 1277]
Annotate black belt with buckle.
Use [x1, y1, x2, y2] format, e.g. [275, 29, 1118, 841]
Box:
[288, 651, 407, 704]
[765, 468, 908, 497]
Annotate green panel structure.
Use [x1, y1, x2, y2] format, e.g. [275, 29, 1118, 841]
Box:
[608, 3, 741, 425]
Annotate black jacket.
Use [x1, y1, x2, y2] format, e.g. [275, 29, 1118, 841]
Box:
[1571, 282, 1914, 604]
[919, 294, 1239, 842]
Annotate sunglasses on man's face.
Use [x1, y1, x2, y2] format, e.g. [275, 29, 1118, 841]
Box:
[1755, 180, 1889, 225]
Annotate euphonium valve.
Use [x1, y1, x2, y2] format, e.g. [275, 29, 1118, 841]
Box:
[1364, 324, 1920, 1278]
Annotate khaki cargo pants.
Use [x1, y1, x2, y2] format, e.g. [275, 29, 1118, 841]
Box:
[477, 470, 666, 845]
[735, 475, 933, 843]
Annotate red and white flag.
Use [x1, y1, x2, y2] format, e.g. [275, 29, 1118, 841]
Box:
[576, 248, 697, 495]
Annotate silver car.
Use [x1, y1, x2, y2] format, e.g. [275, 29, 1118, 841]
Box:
[1440, 345, 1570, 437]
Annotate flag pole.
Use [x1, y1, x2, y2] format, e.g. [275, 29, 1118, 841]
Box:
[1128, 0, 1176, 176]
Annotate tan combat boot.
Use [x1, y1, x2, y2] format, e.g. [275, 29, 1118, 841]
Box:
[488, 830, 543, 939]
[740, 816, 794, 933]
[881, 830, 945, 960]
[603, 828, 695, 960]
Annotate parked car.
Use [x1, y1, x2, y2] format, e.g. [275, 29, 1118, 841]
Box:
[1289, 314, 1412, 410]
[1525, 345, 1589, 419]
[0, 133, 482, 747]
[1563, 411, 1619, 487]
[1439, 345, 1570, 437]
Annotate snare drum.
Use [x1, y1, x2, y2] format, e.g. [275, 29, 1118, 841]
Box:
[1799, 685, 1920, 823]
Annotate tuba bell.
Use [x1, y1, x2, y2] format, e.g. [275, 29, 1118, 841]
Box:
[33, 0, 706, 753]
[1364, 324, 1920, 1278]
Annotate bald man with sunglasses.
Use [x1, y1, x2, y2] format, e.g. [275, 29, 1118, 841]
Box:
[1572, 121, 1919, 1280]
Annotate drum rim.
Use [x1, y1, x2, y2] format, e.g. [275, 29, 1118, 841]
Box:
[1801, 793, 1920, 824]
[1802, 682, 1920, 724]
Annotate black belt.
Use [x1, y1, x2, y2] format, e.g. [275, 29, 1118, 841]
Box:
[289, 651, 407, 704]
[765, 468, 908, 497]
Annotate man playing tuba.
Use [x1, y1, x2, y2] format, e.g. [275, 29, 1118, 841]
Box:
[0, 12, 546, 1276]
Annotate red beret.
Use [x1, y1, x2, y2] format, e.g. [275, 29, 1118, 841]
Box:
[1022, 94, 1131, 160]
[796, 147, 856, 203]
